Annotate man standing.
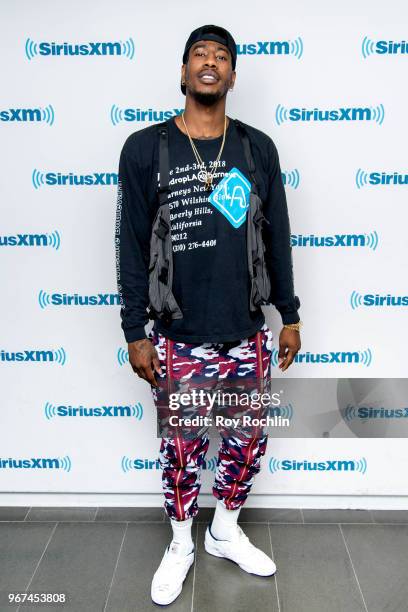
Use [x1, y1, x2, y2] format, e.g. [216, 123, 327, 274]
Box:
[115, 24, 301, 606]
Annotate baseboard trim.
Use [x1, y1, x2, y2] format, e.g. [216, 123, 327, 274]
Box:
[1, 493, 408, 510]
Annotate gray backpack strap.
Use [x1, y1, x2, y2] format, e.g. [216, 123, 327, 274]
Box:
[156, 121, 171, 205]
[234, 119, 258, 195]
[148, 204, 183, 321]
[246, 192, 272, 310]
[147, 120, 183, 322]
[234, 119, 272, 310]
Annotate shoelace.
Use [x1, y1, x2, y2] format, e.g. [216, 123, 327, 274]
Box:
[236, 525, 248, 540]
[231, 526, 259, 559]
[231, 525, 248, 543]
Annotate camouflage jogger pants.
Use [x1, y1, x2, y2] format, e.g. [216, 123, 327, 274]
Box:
[148, 322, 274, 521]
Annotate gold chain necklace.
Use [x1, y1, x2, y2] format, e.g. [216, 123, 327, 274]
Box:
[181, 112, 227, 191]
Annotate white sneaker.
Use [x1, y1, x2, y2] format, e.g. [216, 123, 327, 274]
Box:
[151, 541, 195, 605]
[204, 524, 276, 577]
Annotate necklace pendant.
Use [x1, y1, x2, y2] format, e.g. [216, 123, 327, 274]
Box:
[204, 174, 214, 191]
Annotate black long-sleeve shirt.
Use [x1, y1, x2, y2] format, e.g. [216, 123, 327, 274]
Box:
[115, 115, 300, 343]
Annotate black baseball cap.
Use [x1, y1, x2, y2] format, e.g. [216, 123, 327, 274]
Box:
[181, 24, 237, 95]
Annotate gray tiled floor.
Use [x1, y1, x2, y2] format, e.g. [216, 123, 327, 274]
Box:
[0, 506, 408, 611]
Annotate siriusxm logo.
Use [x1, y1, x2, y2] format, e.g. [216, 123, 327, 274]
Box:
[237, 38, 303, 59]
[282, 169, 300, 189]
[110, 105, 183, 125]
[269, 456, 367, 474]
[32, 169, 117, 189]
[121, 456, 217, 472]
[276, 104, 384, 125]
[356, 169, 408, 188]
[44, 402, 143, 420]
[271, 348, 372, 367]
[362, 36, 408, 58]
[345, 404, 408, 420]
[0, 456, 71, 471]
[269, 404, 294, 421]
[350, 291, 408, 309]
[0, 231, 60, 249]
[0, 105, 54, 125]
[1, 347, 66, 365]
[25, 38, 134, 60]
[38, 290, 120, 309]
[292, 231, 378, 249]
[117, 348, 129, 366]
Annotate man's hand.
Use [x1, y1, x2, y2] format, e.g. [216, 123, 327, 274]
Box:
[278, 327, 301, 372]
[128, 338, 162, 387]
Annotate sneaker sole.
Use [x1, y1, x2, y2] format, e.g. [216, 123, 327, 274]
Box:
[151, 584, 183, 606]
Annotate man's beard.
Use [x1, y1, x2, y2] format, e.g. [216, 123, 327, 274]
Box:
[189, 84, 226, 106]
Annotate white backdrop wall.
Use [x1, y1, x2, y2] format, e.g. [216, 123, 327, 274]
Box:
[1, 0, 407, 508]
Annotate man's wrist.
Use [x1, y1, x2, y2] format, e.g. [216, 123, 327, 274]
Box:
[283, 320, 302, 332]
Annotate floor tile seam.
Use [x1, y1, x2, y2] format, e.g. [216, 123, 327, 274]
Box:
[268, 523, 281, 612]
[16, 522, 59, 612]
[102, 522, 129, 612]
[338, 524, 369, 612]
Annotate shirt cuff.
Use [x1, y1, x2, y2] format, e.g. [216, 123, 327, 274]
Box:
[124, 326, 147, 343]
[280, 310, 300, 325]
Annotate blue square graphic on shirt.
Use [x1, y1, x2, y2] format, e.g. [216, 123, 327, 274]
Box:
[208, 167, 251, 228]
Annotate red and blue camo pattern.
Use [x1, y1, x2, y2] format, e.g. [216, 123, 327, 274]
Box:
[147, 323, 274, 521]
